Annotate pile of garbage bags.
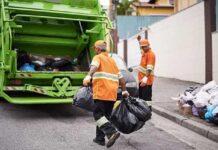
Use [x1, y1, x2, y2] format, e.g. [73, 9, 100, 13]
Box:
[17, 51, 78, 71]
[177, 81, 218, 125]
[111, 96, 151, 134]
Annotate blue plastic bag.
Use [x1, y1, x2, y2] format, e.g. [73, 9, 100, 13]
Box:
[205, 105, 216, 121]
[20, 63, 35, 71]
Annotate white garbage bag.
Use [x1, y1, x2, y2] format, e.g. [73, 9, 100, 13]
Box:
[181, 92, 196, 102]
[208, 86, 218, 98]
[201, 80, 217, 92]
[194, 91, 211, 107]
[210, 95, 218, 106]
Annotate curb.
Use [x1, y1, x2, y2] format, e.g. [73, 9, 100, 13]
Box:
[152, 105, 218, 143]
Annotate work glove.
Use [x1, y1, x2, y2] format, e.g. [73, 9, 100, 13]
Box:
[83, 75, 91, 86]
[122, 90, 129, 98]
[140, 76, 148, 87]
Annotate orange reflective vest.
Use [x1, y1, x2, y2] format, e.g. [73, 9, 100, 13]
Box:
[91, 52, 122, 101]
[138, 49, 156, 85]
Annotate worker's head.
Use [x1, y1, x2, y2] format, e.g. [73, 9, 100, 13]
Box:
[139, 39, 150, 53]
[94, 40, 107, 54]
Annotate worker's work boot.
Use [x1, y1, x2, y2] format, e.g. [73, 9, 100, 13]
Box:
[106, 131, 120, 148]
[93, 138, 105, 146]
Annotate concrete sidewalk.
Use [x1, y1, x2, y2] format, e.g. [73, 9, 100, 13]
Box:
[152, 77, 218, 143]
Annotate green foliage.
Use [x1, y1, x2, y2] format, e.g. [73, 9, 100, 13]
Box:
[117, 0, 139, 15]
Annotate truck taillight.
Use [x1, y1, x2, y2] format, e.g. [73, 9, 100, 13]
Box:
[10, 80, 22, 85]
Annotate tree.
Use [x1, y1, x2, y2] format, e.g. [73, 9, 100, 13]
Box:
[117, 0, 139, 15]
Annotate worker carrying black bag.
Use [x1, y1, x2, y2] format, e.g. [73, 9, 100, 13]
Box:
[110, 96, 151, 134]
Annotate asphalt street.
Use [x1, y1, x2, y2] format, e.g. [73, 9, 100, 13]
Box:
[0, 100, 218, 150]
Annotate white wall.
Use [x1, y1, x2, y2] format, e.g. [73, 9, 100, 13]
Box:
[127, 38, 141, 67]
[213, 32, 218, 83]
[118, 40, 124, 59]
[148, 2, 205, 83]
[118, 2, 207, 83]
[118, 31, 144, 67]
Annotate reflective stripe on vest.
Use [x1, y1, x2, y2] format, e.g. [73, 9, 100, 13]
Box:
[138, 66, 147, 74]
[93, 72, 119, 82]
[147, 64, 154, 71]
[139, 66, 154, 75]
[96, 116, 109, 127]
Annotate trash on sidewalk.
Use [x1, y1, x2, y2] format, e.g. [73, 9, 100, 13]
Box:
[175, 81, 218, 125]
[73, 86, 94, 112]
[110, 96, 151, 134]
[178, 103, 192, 116]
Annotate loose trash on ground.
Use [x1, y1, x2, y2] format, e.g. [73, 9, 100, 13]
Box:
[175, 81, 218, 125]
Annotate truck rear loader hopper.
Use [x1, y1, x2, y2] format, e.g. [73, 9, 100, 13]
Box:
[0, 0, 112, 104]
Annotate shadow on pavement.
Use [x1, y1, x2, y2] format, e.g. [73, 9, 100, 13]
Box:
[0, 99, 92, 121]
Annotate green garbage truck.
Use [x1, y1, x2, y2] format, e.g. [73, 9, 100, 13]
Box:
[0, 0, 112, 104]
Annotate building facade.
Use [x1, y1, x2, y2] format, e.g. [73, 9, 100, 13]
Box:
[174, 0, 202, 12]
[131, 0, 174, 16]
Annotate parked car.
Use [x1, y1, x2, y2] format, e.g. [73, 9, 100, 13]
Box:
[110, 53, 138, 97]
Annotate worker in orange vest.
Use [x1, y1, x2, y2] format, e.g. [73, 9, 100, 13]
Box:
[137, 38, 156, 110]
[83, 40, 129, 148]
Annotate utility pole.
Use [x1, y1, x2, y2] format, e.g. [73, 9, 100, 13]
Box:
[109, 0, 118, 53]
[204, 0, 216, 83]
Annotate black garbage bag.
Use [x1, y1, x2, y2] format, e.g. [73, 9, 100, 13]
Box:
[126, 96, 152, 122]
[51, 59, 73, 71]
[212, 117, 218, 125]
[111, 100, 139, 134]
[73, 87, 94, 112]
[17, 51, 31, 69]
[111, 97, 151, 134]
[212, 113, 218, 125]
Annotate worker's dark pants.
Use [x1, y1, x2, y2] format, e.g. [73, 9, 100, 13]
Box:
[139, 85, 152, 100]
[93, 100, 116, 141]
[139, 85, 152, 110]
